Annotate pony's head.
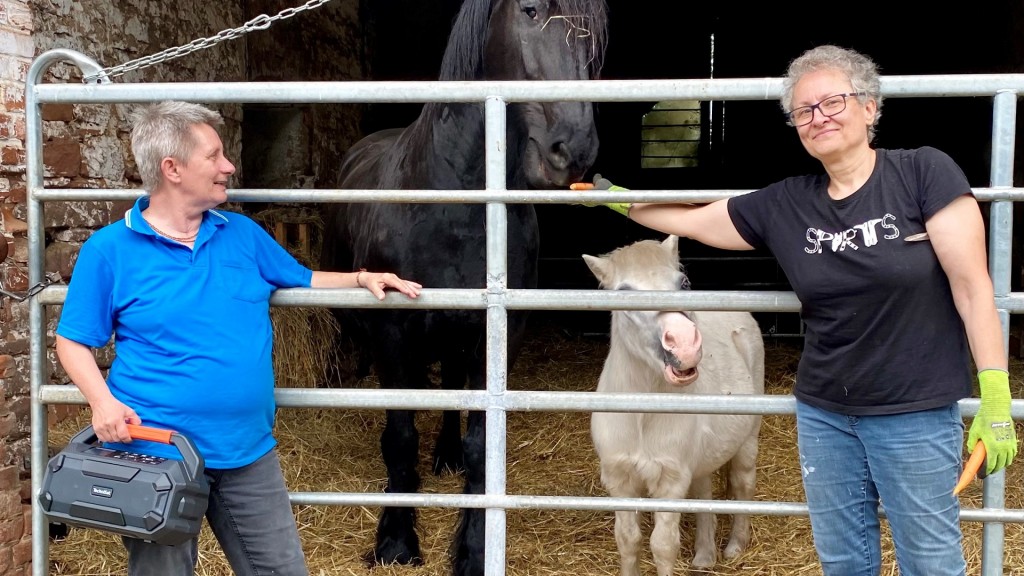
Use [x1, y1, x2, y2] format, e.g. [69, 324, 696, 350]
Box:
[584, 236, 705, 387]
[442, 0, 608, 188]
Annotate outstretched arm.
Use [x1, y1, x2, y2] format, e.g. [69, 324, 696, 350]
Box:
[629, 199, 753, 251]
[575, 175, 754, 250]
[311, 270, 422, 300]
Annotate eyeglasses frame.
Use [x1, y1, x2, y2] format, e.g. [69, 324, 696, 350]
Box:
[784, 92, 867, 127]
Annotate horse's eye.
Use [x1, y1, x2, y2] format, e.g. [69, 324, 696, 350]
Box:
[522, 6, 538, 19]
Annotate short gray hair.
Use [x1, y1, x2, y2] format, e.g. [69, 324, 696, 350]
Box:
[781, 45, 882, 142]
[130, 101, 224, 191]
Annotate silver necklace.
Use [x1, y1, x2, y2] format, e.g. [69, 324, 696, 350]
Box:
[144, 217, 198, 242]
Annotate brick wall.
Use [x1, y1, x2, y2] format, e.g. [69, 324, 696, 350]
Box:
[0, 2, 35, 572]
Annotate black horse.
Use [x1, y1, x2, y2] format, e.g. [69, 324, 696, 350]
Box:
[321, 1, 608, 574]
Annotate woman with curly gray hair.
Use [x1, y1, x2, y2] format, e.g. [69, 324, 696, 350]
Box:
[581, 45, 1015, 575]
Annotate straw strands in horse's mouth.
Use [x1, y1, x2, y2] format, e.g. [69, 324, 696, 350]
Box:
[47, 323, 1024, 575]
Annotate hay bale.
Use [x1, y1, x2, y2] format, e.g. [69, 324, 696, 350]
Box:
[271, 306, 345, 388]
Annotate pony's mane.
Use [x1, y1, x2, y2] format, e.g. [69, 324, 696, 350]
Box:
[438, 0, 609, 81]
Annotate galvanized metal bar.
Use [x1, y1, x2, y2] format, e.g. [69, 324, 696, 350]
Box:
[25, 49, 109, 576]
[32, 186, 1024, 203]
[980, 88, 1017, 576]
[484, 95, 509, 576]
[37, 285, 805, 311]
[37, 385, 1024, 421]
[33, 285, 1024, 314]
[284, 492, 1024, 523]
[31, 74, 1024, 105]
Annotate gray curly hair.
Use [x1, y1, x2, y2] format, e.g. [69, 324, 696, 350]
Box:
[781, 45, 882, 142]
[130, 101, 224, 192]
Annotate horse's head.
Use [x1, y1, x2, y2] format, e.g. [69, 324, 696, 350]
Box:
[483, 0, 607, 187]
[584, 236, 704, 387]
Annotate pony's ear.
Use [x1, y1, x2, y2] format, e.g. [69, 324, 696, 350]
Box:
[661, 235, 679, 259]
[582, 254, 611, 285]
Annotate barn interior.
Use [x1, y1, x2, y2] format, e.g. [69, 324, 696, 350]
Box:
[238, 0, 1024, 342]
[36, 3, 1024, 574]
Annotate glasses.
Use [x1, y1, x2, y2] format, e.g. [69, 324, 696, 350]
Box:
[785, 92, 865, 127]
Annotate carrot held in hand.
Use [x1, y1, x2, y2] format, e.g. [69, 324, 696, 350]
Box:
[954, 441, 987, 496]
[570, 174, 631, 216]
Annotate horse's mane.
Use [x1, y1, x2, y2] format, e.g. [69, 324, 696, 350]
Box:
[438, 0, 609, 81]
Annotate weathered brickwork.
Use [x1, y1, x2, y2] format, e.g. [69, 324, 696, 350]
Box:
[0, 2, 34, 571]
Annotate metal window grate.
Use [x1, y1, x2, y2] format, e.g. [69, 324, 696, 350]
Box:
[641, 99, 701, 168]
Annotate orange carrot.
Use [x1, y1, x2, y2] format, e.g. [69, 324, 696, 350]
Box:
[954, 441, 986, 495]
[570, 182, 595, 190]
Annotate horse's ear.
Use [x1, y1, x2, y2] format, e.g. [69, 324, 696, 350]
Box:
[582, 254, 611, 285]
[661, 235, 679, 259]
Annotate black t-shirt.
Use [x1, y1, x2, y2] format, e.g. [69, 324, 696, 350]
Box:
[728, 147, 973, 415]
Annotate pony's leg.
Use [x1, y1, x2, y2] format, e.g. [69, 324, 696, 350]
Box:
[650, 473, 690, 576]
[688, 474, 717, 569]
[724, 425, 760, 560]
[601, 462, 644, 576]
[434, 357, 467, 475]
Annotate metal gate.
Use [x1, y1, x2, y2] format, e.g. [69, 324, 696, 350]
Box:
[25, 48, 1024, 576]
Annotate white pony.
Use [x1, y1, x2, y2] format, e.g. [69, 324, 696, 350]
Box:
[584, 236, 764, 575]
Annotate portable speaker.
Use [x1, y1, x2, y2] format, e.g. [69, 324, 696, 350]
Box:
[38, 424, 209, 546]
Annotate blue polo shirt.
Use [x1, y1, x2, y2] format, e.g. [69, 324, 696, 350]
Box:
[56, 197, 313, 468]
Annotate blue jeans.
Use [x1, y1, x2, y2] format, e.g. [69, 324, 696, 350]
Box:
[124, 449, 308, 576]
[796, 400, 966, 576]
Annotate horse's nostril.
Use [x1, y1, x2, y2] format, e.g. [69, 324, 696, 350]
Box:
[549, 141, 570, 170]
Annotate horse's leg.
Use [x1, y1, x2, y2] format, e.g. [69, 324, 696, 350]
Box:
[368, 327, 430, 567]
[452, 355, 486, 576]
[434, 356, 467, 475]
[367, 408, 423, 566]
[688, 473, 717, 569]
[723, 426, 759, 560]
[600, 460, 644, 576]
[650, 472, 690, 576]
[451, 313, 529, 576]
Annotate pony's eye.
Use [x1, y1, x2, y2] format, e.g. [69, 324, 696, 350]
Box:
[522, 6, 538, 19]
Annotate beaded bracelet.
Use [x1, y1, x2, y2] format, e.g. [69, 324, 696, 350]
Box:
[356, 268, 367, 288]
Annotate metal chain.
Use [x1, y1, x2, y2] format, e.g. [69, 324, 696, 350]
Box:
[0, 271, 64, 302]
[83, 0, 336, 83]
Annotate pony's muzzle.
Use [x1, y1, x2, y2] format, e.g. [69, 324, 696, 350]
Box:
[659, 311, 702, 386]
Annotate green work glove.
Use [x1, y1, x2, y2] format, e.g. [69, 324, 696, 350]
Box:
[574, 173, 631, 216]
[967, 368, 1018, 475]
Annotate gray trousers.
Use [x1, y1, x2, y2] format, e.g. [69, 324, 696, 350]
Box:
[124, 449, 308, 576]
